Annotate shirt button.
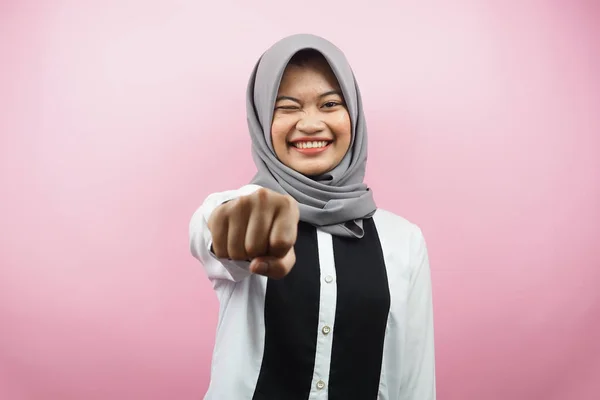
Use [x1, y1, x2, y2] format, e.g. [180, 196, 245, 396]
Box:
[324, 275, 334, 283]
[316, 380, 326, 390]
[322, 325, 331, 335]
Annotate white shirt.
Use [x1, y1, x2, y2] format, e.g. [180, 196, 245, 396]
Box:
[189, 184, 436, 400]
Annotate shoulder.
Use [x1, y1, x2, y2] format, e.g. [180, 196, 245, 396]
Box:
[373, 208, 424, 241]
[372, 208, 427, 266]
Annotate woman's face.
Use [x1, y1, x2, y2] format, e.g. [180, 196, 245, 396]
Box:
[271, 57, 352, 177]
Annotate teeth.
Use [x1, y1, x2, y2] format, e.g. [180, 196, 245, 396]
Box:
[293, 141, 329, 149]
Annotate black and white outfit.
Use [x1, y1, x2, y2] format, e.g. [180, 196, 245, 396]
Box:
[189, 34, 436, 399]
[190, 185, 435, 399]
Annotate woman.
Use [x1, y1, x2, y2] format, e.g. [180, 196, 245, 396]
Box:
[189, 33, 436, 400]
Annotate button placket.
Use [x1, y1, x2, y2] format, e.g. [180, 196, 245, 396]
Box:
[311, 230, 337, 397]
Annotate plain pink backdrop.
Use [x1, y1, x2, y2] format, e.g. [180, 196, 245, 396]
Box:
[1, 1, 599, 399]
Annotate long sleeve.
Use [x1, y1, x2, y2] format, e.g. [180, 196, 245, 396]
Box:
[189, 184, 262, 283]
[400, 226, 437, 399]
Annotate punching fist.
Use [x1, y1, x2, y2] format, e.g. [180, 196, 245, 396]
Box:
[207, 188, 300, 279]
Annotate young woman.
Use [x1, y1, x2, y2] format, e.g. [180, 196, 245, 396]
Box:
[189, 33, 436, 400]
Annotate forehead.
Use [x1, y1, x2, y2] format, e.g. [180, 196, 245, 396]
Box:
[277, 59, 341, 94]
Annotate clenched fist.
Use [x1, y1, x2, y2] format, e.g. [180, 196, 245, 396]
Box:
[207, 188, 300, 279]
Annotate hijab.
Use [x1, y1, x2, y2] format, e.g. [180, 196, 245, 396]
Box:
[247, 33, 377, 239]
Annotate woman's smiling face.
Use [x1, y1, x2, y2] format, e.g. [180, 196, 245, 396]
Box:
[271, 51, 352, 177]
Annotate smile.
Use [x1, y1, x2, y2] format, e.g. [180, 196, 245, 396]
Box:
[292, 141, 330, 149]
[289, 140, 332, 155]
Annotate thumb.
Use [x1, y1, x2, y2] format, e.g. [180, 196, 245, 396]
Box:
[250, 247, 295, 279]
[249, 258, 271, 276]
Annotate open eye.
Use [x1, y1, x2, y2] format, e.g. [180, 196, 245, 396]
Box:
[323, 101, 341, 108]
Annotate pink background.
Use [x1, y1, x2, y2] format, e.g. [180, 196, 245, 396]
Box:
[1, 1, 599, 399]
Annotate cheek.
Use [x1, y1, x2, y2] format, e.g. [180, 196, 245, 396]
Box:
[332, 112, 352, 147]
[270, 118, 292, 150]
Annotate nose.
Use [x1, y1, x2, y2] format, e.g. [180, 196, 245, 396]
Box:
[296, 114, 326, 134]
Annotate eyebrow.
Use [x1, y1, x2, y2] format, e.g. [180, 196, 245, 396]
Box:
[275, 90, 343, 103]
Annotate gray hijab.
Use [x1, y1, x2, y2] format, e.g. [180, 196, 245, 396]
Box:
[247, 33, 377, 238]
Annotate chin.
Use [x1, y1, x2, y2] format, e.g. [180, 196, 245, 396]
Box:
[303, 171, 326, 178]
[295, 166, 332, 177]
[284, 159, 336, 177]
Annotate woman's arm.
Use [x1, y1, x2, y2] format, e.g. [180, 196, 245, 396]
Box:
[400, 227, 437, 399]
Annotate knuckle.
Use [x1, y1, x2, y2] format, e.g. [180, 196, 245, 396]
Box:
[234, 196, 251, 213]
[283, 194, 295, 205]
[254, 188, 271, 203]
[209, 213, 226, 229]
[245, 242, 265, 258]
[208, 206, 226, 227]
[271, 236, 284, 250]
[281, 195, 299, 217]
[270, 237, 294, 253]
[285, 194, 296, 205]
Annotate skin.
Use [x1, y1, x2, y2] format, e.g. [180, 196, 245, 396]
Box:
[271, 57, 352, 177]
[208, 188, 300, 279]
[208, 56, 351, 279]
